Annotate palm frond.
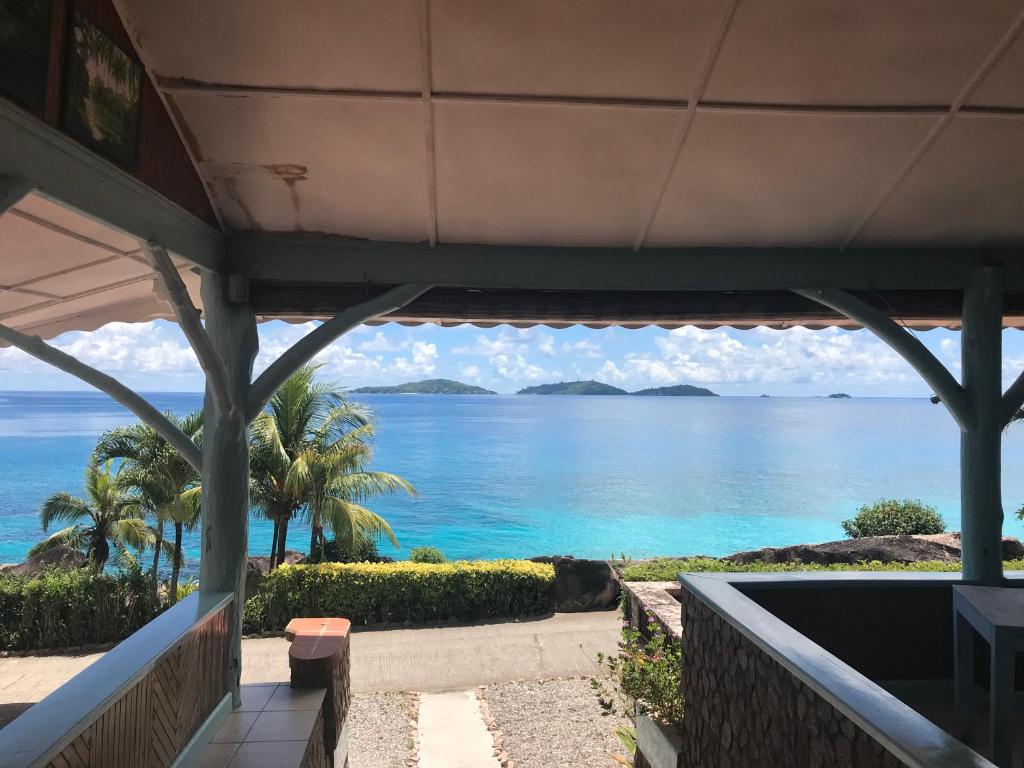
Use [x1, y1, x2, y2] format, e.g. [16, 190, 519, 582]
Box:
[109, 518, 155, 551]
[323, 498, 399, 548]
[40, 492, 94, 530]
[28, 525, 88, 556]
[330, 471, 417, 501]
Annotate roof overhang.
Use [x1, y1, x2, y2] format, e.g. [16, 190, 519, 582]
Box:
[5, 1, 1024, 336]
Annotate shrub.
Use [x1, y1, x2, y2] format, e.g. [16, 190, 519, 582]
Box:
[176, 579, 199, 602]
[243, 560, 555, 632]
[617, 557, 1024, 582]
[410, 546, 445, 564]
[315, 534, 380, 564]
[842, 499, 945, 538]
[0, 567, 156, 651]
[593, 615, 683, 727]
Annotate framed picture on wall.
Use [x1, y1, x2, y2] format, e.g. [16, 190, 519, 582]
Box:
[62, 7, 141, 168]
[0, 0, 52, 114]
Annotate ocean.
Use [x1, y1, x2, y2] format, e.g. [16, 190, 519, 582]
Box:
[2, 390, 1024, 574]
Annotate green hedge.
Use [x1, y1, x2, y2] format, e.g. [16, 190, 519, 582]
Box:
[244, 560, 555, 632]
[620, 557, 1024, 582]
[0, 568, 156, 651]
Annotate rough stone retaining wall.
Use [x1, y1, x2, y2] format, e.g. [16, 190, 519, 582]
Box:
[677, 584, 905, 767]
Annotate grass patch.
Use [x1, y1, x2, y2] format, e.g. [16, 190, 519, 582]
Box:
[619, 557, 1024, 582]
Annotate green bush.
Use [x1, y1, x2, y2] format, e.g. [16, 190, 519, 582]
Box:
[243, 560, 555, 632]
[842, 499, 946, 538]
[410, 546, 445, 564]
[0, 567, 156, 651]
[619, 557, 1024, 582]
[593, 616, 683, 727]
[315, 534, 380, 564]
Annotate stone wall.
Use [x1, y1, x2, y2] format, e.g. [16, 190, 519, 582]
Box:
[678, 585, 905, 767]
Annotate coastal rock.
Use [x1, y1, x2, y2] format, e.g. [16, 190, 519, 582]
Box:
[245, 550, 307, 599]
[725, 533, 1024, 565]
[530, 556, 619, 612]
[6, 546, 86, 576]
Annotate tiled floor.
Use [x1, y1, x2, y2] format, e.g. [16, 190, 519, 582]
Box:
[197, 683, 327, 768]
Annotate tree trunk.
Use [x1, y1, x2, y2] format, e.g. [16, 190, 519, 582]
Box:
[151, 518, 163, 602]
[309, 524, 318, 562]
[93, 536, 109, 572]
[169, 522, 183, 605]
[276, 516, 290, 567]
[269, 518, 280, 568]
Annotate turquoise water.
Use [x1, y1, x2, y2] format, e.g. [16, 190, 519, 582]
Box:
[3, 391, 1024, 574]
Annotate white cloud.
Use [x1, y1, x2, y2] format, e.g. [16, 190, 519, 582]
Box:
[593, 326, 917, 391]
[453, 330, 527, 357]
[491, 353, 557, 383]
[0, 322, 200, 377]
[358, 331, 409, 353]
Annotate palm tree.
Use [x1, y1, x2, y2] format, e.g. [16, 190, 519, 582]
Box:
[250, 364, 413, 565]
[31, 460, 153, 571]
[286, 427, 414, 561]
[95, 412, 202, 602]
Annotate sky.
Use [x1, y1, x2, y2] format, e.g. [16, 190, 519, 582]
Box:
[3, 319, 1024, 397]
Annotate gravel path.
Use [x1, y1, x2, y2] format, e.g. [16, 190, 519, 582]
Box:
[348, 692, 416, 768]
[482, 679, 630, 768]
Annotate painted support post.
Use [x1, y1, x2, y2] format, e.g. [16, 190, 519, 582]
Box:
[198, 270, 258, 706]
[960, 266, 1004, 585]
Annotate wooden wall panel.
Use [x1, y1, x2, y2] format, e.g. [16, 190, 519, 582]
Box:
[7, 0, 219, 227]
[44, 603, 230, 768]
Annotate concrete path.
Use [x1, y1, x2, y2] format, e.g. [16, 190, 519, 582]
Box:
[0, 611, 620, 709]
[244, 610, 620, 693]
[417, 690, 500, 768]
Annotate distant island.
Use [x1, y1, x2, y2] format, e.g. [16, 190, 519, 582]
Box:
[828, 392, 852, 399]
[631, 384, 717, 397]
[518, 380, 627, 395]
[517, 380, 719, 396]
[352, 379, 497, 395]
[759, 394, 771, 398]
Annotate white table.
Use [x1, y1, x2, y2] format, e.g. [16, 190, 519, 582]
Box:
[953, 585, 1024, 768]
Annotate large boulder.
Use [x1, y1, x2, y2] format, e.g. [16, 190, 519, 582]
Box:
[725, 533, 1024, 565]
[245, 550, 307, 599]
[530, 555, 619, 612]
[5, 547, 87, 576]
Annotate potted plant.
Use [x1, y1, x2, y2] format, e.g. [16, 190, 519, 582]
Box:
[593, 612, 684, 768]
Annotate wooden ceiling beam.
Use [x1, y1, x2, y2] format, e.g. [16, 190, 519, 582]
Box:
[230, 233, 1024, 294]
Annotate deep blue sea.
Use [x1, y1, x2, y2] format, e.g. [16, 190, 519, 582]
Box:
[3, 391, 1024, 575]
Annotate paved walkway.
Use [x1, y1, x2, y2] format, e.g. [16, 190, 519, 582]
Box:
[0, 611, 620, 709]
[417, 690, 500, 768]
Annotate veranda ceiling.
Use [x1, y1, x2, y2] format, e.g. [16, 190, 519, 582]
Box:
[120, 0, 1024, 248]
[3, 0, 1024, 338]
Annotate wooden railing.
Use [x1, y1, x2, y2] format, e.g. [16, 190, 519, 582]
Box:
[0, 591, 233, 768]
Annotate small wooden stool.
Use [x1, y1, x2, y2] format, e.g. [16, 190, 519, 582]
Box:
[953, 586, 1024, 768]
[286, 617, 353, 766]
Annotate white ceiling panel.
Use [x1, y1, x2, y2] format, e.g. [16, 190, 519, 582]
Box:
[119, 0, 424, 92]
[434, 101, 680, 246]
[856, 114, 1024, 246]
[646, 110, 937, 246]
[431, 0, 724, 100]
[705, 0, 1022, 106]
[170, 92, 431, 240]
